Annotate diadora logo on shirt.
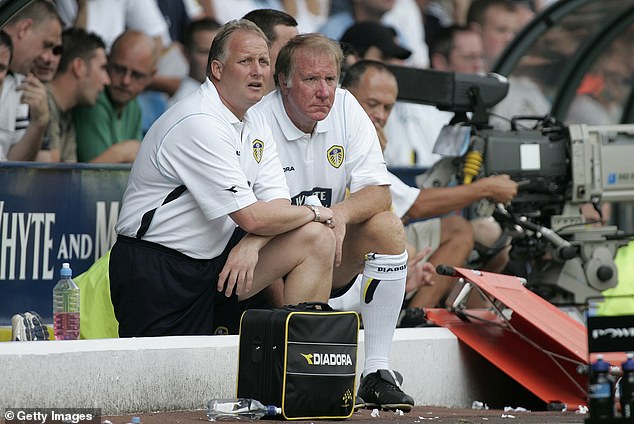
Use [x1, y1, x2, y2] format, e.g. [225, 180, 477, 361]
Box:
[300, 352, 353, 366]
[327, 145, 344, 168]
[252, 139, 264, 163]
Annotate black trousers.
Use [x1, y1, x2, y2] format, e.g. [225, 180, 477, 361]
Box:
[109, 230, 245, 337]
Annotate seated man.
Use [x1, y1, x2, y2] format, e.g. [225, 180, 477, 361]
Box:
[110, 21, 336, 337]
[42, 28, 110, 162]
[242, 8, 299, 96]
[168, 17, 221, 107]
[340, 60, 518, 322]
[74, 30, 158, 163]
[254, 34, 413, 412]
[1, 0, 61, 161]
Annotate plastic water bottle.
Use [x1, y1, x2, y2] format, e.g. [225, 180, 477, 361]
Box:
[53, 262, 80, 340]
[206, 398, 281, 421]
[621, 353, 634, 418]
[588, 355, 615, 420]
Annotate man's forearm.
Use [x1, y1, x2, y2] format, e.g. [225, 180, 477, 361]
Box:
[231, 198, 331, 236]
[405, 185, 483, 219]
[7, 124, 47, 161]
[333, 185, 391, 225]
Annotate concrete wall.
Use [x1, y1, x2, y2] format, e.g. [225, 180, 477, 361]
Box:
[0, 328, 523, 415]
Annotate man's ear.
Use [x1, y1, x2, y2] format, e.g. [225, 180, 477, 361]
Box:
[430, 53, 449, 71]
[15, 18, 33, 40]
[71, 57, 87, 78]
[210, 59, 223, 81]
[278, 73, 288, 94]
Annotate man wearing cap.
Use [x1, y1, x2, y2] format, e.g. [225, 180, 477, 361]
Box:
[319, 0, 428, 67]
[339, 21, 444, 168]
[340, 21, 412, 64]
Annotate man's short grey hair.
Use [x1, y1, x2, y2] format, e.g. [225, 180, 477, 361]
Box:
[206, 19, 269, 78]
[275, 33, 343, 88]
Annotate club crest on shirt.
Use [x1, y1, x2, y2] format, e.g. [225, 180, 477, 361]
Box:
[327, 145, 344, 168]
[252, 139, 264, 163]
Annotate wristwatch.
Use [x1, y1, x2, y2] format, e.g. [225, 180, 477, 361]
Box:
[305, 204, 320, 222]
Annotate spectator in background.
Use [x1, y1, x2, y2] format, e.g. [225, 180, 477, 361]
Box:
[320, 0, 393, 41]
[429, 24, 485, 74]
[466, 0, 518, 71]
[513, 0, 537, 28]
[0, 0, 61, 162]
[382, 0, 429, 68]
[340, 21, 412, 64]
[54, 0, 170, 51]
[340, 20, 442, 167]
[210, 0, 285, 23]
[40, 29, 110, 163]
[0, 31, 11, 89]
[31, 42, 62, 83]
[567, 41, 631, 125]
[168, 17, 221, 106]
[54, 0, 181, 132]
[414, 0, 452, 49]
[380, 25, 484, 167]
[243, 8, 299, 95]
[321, 0, 429, 68]
[485, 2, 553, 128]
[156, 0, 192, 44]
[280, 0, 330, 33]
[74, 30, 158, 163]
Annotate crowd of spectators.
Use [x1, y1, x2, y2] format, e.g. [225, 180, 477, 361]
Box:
[0, 0, 561, 166]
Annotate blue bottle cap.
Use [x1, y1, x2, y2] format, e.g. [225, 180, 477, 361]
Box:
[60, 262, 72, 278]
[592, 356, 610, 372]
[622, 353, 634, 371]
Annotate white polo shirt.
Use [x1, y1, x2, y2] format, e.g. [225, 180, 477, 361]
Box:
[253, 88, 390, 206]
[116, 79, 290, 259]
[0, 73, 28, 161]
[388, 172, 420, 218]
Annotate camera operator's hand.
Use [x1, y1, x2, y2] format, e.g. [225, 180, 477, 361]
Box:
[474, 174, 518, 203]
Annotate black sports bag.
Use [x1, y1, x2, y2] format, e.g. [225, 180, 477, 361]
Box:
[237, 302, 360, 420]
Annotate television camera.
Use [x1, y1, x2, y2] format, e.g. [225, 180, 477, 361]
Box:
[387, 65, 634, 307]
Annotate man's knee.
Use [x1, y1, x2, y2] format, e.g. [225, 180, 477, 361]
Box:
[299, 221, 337, 255]
[471, 217, 502, 246]
[441, 215, 474, 246]
[364, 211, 406, 253]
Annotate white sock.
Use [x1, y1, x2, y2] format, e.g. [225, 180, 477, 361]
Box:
[359, 251, 407, 376]
[328, 276, 362, 313]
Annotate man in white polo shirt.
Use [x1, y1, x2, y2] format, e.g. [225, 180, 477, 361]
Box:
[254, 33, 413, 412]
[110, 20, 336, 337]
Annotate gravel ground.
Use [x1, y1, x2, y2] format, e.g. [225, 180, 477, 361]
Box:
[103, 405, 590, 424]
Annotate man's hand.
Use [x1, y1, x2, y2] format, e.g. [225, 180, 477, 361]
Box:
[329, 207, 349, 267]
[218, 235, 269, 298]
[474, 174, 518, 203]
[405, 247, 435, 293]
[18, 74, 49, 127]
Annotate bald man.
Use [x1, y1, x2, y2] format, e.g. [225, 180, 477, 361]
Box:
[74, 30, 158, 163]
